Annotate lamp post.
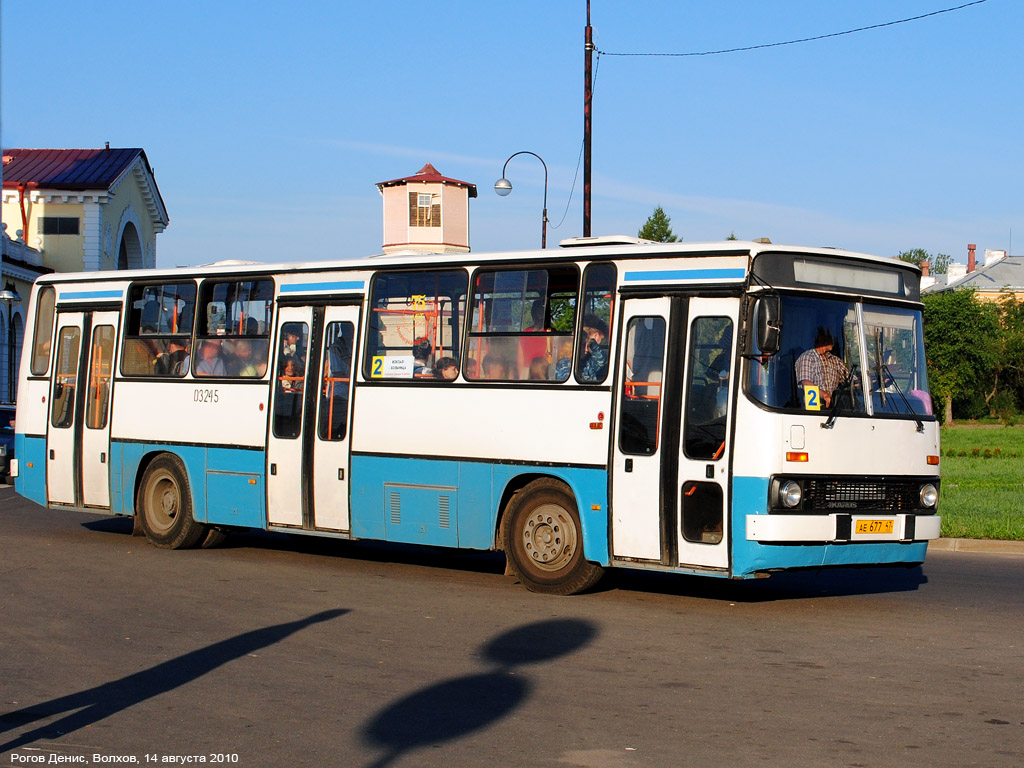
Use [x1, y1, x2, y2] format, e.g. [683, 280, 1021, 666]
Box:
[0, 284, 21, 402]
[494, 151, 548, 249]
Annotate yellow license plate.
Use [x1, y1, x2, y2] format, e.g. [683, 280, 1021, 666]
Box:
[855, 519, 894, 535]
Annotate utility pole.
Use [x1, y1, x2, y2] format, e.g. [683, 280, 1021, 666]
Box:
[583, 0, 593, 237]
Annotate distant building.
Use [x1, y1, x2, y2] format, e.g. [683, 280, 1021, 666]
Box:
[0, 145, 168, 402]
[923, 243, 1023, 301]
[2, 147, 168, 274]
[376, 163, 476, 254]
[0, 228, 49, 403]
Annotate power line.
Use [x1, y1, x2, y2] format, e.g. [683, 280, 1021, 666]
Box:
[596, 0, 989, 58]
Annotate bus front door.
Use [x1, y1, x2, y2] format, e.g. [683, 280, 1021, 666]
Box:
[676, 297, 737, 570]
[266, 305, 358, 532]
[46, 310, 119, 509]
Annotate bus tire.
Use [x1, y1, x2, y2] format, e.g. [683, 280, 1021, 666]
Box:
[137, 455, 206, 549]
[503, 479, 603, 595]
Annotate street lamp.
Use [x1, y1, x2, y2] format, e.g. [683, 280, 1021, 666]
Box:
[0, 284, 22, 402]
[494, 151, 548, 249]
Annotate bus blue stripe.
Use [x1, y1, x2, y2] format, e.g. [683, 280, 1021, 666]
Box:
[280, 281, 364, 293]
[59, 289, 124, 300]
[623, 268, 746, 282]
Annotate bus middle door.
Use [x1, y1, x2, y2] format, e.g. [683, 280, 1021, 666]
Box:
[266, 304, 358, 532]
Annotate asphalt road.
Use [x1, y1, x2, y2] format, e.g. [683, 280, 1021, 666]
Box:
[1, 485, 1022, 768]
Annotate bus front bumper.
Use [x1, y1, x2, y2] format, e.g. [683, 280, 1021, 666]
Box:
[746, 513, 940, 543]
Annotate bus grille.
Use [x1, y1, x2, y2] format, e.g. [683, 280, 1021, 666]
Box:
[803, 480, 922, 511]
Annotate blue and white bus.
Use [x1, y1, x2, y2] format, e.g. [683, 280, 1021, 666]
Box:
[11, 238, 941, 594]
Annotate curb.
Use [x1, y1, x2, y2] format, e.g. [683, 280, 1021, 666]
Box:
[929, 537, 1024, 555]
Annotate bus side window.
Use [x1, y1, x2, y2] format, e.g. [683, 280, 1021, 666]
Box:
[465, 266, 578, 382]
[51, 327, 81, 429]
[577, 263, 616, 384]
[683, 317, 733, 460]
[318, 322, 354, 441]
[30, 286, 56, 376]
[618, 316, 666, 455]
[274, 322, 308, 439]
[364, 270, 468, 380]
[122, 281, 197, 378]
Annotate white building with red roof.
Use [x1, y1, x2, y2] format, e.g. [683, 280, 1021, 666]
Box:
[376, 163, 476, 254]
[1, 146, 168, 275]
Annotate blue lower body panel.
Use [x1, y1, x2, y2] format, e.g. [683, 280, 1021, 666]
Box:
[13, 435, 47, 506]
[112, 442, 265, 528]
[350, 454, 610, 564]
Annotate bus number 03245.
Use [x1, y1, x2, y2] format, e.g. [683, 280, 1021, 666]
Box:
[194, 389, 220, 404]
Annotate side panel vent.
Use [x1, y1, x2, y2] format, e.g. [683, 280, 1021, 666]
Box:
[389, 491, 401, 525]
[438, 495, 451, 529]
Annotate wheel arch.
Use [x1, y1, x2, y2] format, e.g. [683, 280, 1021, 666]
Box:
[130, 448, 200, 521]
[493, 468, 610, 566]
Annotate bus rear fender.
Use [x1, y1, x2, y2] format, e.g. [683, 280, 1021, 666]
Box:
[493, 471, 609, 569]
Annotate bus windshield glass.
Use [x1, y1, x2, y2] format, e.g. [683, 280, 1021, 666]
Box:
[746, 295, 932, 418]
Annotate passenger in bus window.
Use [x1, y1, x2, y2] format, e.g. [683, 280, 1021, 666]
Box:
[519, 301, 548, 374]
[482, 354, 508, 380]
[529, 356, 550, 380]
[230, 339, 260, 377]
[412, 339, 432, 375]
[196, 339, 226, 377]
[281, 356, 303, 390]
[464, 357, 480, 379]
[553, 340, 573, 381]
[433, 357, 459, 380]
[795, 328, 848, 408]
[577, 314, 609, 382]
[281, 330, 305, 363]
[155, 340, 189, 376]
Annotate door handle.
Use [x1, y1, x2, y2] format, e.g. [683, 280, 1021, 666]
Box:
[625, 459, 633, 473]
[270, 463, 277, 476]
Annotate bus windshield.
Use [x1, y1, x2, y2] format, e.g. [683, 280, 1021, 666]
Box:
[746, 295, 932, 418]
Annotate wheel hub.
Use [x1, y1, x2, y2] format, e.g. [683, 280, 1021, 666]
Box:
[522, 503, 576, 572]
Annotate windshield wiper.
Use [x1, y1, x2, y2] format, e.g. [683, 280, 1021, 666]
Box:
[882, 364, 925, 432]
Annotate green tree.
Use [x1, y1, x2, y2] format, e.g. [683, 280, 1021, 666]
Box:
[897, 248, 953, 275]
[922, 289, 1000, 425]
[991, 288, 1024, 419]
[638, 206, 679, 242]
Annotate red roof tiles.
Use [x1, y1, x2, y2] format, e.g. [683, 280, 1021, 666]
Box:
[1, 147, 149, 190]
[376, 163, 478, 197]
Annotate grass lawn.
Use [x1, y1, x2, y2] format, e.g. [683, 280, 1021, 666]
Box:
[939, 424, 1024, 540]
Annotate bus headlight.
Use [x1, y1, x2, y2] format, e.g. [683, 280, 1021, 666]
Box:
[780, 480, 803, 508]
[919, 483, 938, 508]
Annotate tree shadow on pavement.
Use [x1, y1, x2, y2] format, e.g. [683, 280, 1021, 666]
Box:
[0, 609, 349, 753]
[361, 618, 598, 768]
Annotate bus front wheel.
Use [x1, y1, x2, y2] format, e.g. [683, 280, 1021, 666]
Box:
[137, 455, 207, 549]
[503, 479, 603, 595]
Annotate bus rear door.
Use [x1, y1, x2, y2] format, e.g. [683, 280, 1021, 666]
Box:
[266, 304, 358, 532]
[46, 309, 119, 509]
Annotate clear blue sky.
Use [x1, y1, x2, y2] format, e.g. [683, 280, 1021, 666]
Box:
[2, 1, 1020, 268]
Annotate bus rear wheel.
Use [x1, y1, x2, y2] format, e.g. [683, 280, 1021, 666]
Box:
[137, 455, 206, 549]
[503, 479, 603, 595]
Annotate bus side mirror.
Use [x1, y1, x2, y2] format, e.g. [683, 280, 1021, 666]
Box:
[756, 295, 781, 355]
